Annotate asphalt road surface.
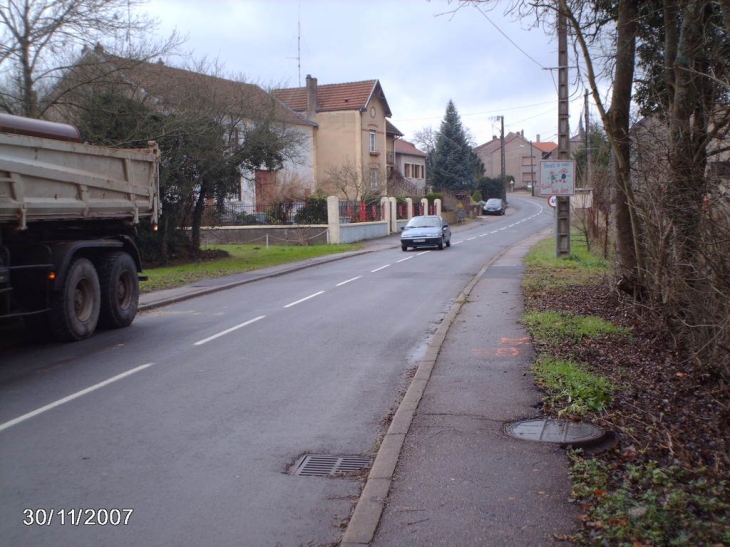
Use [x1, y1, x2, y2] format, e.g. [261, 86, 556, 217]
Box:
[0, 195, 553, 546]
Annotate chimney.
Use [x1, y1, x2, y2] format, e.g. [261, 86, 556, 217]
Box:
[536, 134, 541, 142]
[306, 75, 317, 118]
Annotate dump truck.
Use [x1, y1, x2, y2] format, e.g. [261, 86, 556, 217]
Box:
[0, 113, 160, 341]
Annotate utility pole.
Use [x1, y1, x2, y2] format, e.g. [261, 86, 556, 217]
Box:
[490, 115, 507, 201]
[585, 91, 591, 188]
[500, 115, 507, 201]
[529, 140, 535, 196]
[555, 2, 571, 258]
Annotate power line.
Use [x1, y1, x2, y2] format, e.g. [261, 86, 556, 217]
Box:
[396, 100, 556, 122]
[473, 4, 547, 69]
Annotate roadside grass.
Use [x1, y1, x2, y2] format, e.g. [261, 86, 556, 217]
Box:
[141, 243, 359, 293]
[522, 231, 730, 546]
[522, 231, 608, 292]
[532, 356, 614, 415]
[522, 310, 629, 345]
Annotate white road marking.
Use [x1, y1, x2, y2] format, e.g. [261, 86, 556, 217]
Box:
[284, 291, 325, 308]
[0, 364, 154, 432]
[467, 237, 477, 241]
[336, 276, 362, 287]
[396, 256, 413, 263]
[371, 264, 391, 272]
[417, 251, 431, 256]
[453, 241, 464, 245]
[194, 316, 266, 345]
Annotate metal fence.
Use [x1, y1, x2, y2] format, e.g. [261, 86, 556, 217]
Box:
[203, 201, 317, 226]
[401, 202, 435, 217]
[204, 198, 436, 226]
[337, 201, 381, 223]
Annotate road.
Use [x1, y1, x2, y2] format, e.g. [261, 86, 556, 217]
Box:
[0, 195, 553, 546]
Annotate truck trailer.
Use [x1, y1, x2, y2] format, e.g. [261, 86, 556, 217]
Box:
[0, 114, 160, 341]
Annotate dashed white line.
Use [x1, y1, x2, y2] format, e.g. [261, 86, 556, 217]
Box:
[417, 251, 431, 256]
[195, 315, 266, 345]
[396, 256, 413, 263]
[0, 363, 154, 432]
[336, 276, 362, 286]
[371, 264, 391, 272]
[467, 237, 477, 241]
[284, 291, 325, 308]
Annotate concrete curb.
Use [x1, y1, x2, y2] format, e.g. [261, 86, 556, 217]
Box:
[340, 227, 552, 546]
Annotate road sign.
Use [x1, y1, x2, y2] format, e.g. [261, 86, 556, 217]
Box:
[547, 195, 557, 208]
[539, 160, 575, 196]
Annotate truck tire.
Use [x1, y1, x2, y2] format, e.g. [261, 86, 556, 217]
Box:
[50, 257, 100, 341]
[98, 251, 139, 329]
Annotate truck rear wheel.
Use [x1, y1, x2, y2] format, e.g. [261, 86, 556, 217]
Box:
[98, 251, 139, 329]
[50, 257, 100, 341]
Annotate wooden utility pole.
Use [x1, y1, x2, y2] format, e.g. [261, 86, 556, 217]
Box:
[500, 115, 507, 201]
[555, 2, 571, 258]
[585, 91, 591, 188]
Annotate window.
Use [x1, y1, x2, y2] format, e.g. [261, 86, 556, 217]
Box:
[369, 131, 377, 153]
[370, 168, 379, 190]
[405, 163, 412, 178]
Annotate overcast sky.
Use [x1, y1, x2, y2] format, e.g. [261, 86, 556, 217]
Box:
[140, 0, 588, 147]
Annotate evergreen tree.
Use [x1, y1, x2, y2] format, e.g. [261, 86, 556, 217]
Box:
[430, 100, 474, 192]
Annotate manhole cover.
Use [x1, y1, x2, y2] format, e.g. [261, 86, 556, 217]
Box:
[505, 419, 605, 446]
[291, 455, 372, 477]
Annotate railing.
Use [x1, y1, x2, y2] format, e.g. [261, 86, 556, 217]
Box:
[396, 202, 434, 219]
[204, 198, 437, 227]
[202, 202, 311, 226]
[338, 201, 381, 223]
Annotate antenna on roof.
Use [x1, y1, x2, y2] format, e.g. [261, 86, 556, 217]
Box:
[287, 3, 302, 86]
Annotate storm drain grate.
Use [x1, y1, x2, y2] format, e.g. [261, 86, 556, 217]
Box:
[292, 455, 372, 477]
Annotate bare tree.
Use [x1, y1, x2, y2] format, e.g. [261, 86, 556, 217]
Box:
[63, 55, 311, 258]
[320, 161, 387, 202]
[413, 126, 438, 155]
[0, 0, 182, 117]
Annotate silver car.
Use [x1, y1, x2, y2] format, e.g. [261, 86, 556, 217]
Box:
[400, 215, 452, 251]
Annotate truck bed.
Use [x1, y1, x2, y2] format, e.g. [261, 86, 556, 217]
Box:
[0, 132, 159, 229]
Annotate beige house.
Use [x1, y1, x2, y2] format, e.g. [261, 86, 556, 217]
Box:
[273, 76, 398, 199]
[392, 139, 428, 195]
[474, 132, 558, 190]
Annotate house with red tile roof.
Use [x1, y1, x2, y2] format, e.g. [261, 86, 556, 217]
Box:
[273, 75, 399, 199]
[393, 139, 428, 195]
[47, 47, 318, 209]
[473, 132, 558, 190]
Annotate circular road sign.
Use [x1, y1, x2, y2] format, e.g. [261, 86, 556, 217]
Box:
[547, 195, 557, 208]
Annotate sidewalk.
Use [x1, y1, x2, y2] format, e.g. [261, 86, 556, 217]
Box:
[342, 228, 577, 546]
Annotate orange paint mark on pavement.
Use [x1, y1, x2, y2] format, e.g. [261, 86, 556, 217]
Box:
[496, 347, 521, 357]
[500, 337, 530, 345]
